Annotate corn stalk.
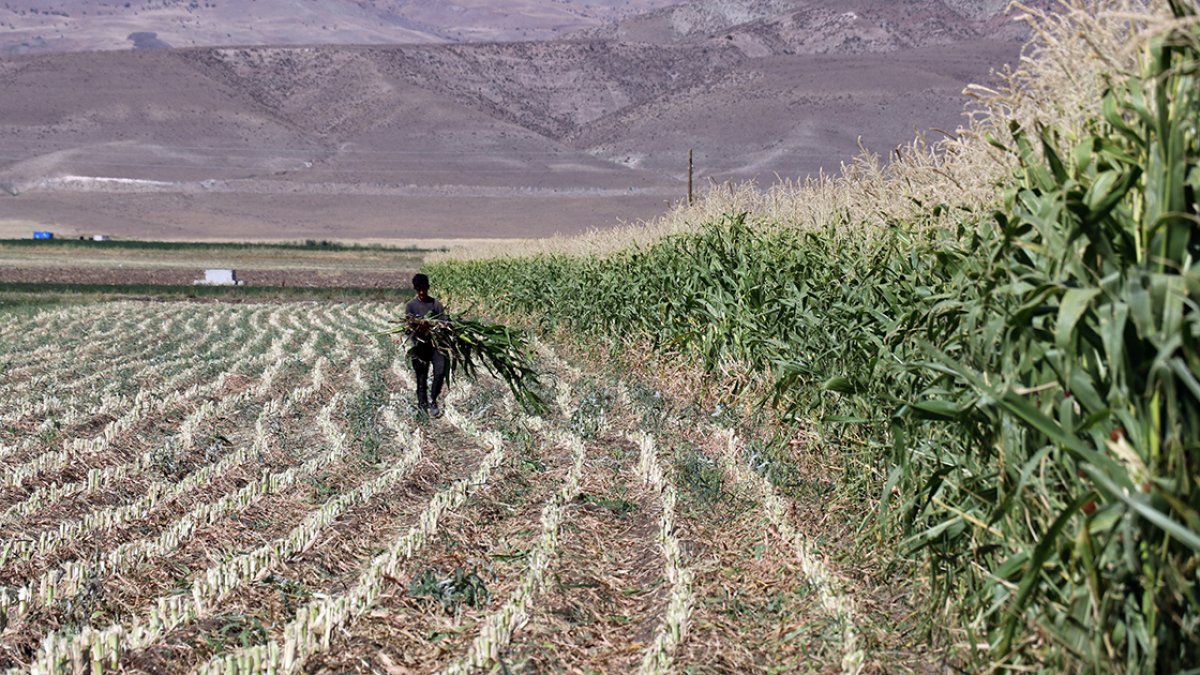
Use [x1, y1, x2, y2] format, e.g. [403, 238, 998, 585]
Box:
[630, 429, 694, 675]
[381, 313, 547, 414]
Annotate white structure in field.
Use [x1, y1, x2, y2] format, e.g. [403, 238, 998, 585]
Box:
[195, 269, 245, 286]
[92, 235, 111, 241]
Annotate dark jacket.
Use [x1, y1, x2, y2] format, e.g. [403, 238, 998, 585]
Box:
[405, 296, 448, 355]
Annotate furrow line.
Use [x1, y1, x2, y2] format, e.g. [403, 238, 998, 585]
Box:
[0, 299, 249, 429]
[0, 342, 342, 635]
[631, 431, 694, 675]
[717, 430, 864, 674]
[442, 426, 588, 675]
[0, 303, 179, 392]
[0, 307, 217, 440]
[0, 302, 221, 410]
[0, 301, 151, 350]
[0, 305, 92, 344]
[0, 306, 278, 489]
[0, 307, 174, 412]
[0, 327, 309, 560]
[13, 351, 395, 674]
[0, 305, 216, 464]
[0, 308, 274, 513]
[193, 401, 508, 675]
[0, 303, 138, 366]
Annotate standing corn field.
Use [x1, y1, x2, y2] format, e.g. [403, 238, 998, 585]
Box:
[425, 2, 1200, 671]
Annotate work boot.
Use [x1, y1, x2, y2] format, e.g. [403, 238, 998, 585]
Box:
[429, 403, 443, 419]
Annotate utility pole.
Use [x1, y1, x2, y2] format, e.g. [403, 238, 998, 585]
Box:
[688, 149, 694, 206]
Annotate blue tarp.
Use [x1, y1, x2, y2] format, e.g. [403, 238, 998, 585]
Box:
[32, 231, 53, 239]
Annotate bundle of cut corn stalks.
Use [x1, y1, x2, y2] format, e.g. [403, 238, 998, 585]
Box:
[381, 313, 547, 413]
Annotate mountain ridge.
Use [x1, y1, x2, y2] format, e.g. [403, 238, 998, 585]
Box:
[0, 0, 1038, 55]
[0, 1, 1031, 239]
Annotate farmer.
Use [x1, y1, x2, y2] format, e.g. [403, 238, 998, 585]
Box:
[406, 273, 449, 418]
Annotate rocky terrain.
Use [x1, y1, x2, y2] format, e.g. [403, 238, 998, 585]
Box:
[0, 1, 1032, 240]
[0, 0, 684, 54]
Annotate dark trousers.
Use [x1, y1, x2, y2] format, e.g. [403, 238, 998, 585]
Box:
[412, 346, 447, 409]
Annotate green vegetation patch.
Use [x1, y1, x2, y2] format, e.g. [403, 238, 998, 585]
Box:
[426, 11, 1200, 671]
[408, 567, 491, 613]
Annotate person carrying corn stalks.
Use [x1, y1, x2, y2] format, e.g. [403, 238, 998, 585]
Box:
[405, 273, 448, 418]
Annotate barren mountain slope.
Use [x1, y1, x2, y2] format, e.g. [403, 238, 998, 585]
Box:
[195, 42, 743, 141]
[577, 41, 1019, 180]
[0, 0, 1031, 241]
[0, 49, 326, 183]
[580, 0, 1029, 52]
[185, 45, 689, 190]
[0, 0, 682, 54]
[0, 34, 1017, 239]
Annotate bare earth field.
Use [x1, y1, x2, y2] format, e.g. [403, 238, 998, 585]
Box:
[0, 265, 409, 288]
[0, 239, 428, 288]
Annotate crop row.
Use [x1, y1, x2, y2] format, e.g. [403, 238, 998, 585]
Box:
[195, 402, 507, 675]
[195, 366, 584, 675]
[0, 309, 282, 491]
[0, 306, 207, 430]
[442, 388, 588, 674]
[715, 429, 862, 672]
[631, 430, 693, 674]
[0, 304, 378, 634]
[0, 304, 174, 385]
[0, 318, 223, 449]
[0, 307, 190, 422]
[0, 342, 336, 632]
[0, 302, 221, 406]
[17, 344, 398, 672]
[0, 329, 299, 550]
[0, 320, 301, 531]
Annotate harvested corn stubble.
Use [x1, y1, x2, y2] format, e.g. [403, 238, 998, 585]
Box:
[380, 312, 548, 413]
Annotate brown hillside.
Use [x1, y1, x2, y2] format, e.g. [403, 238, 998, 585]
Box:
[0, 1, 1031, 240]
[0, 35, 1018, 240]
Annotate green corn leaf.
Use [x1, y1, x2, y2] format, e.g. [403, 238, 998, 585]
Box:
[821, 376, 856, 394]
[910, 399, 967, 421]
[1170, 357, 1200, 403]
[1084, 168, 1140, 219]
[1081, 465, 1200, 553]
[994, 492, 1092, 655]
[1056, 288, 1101, 350]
